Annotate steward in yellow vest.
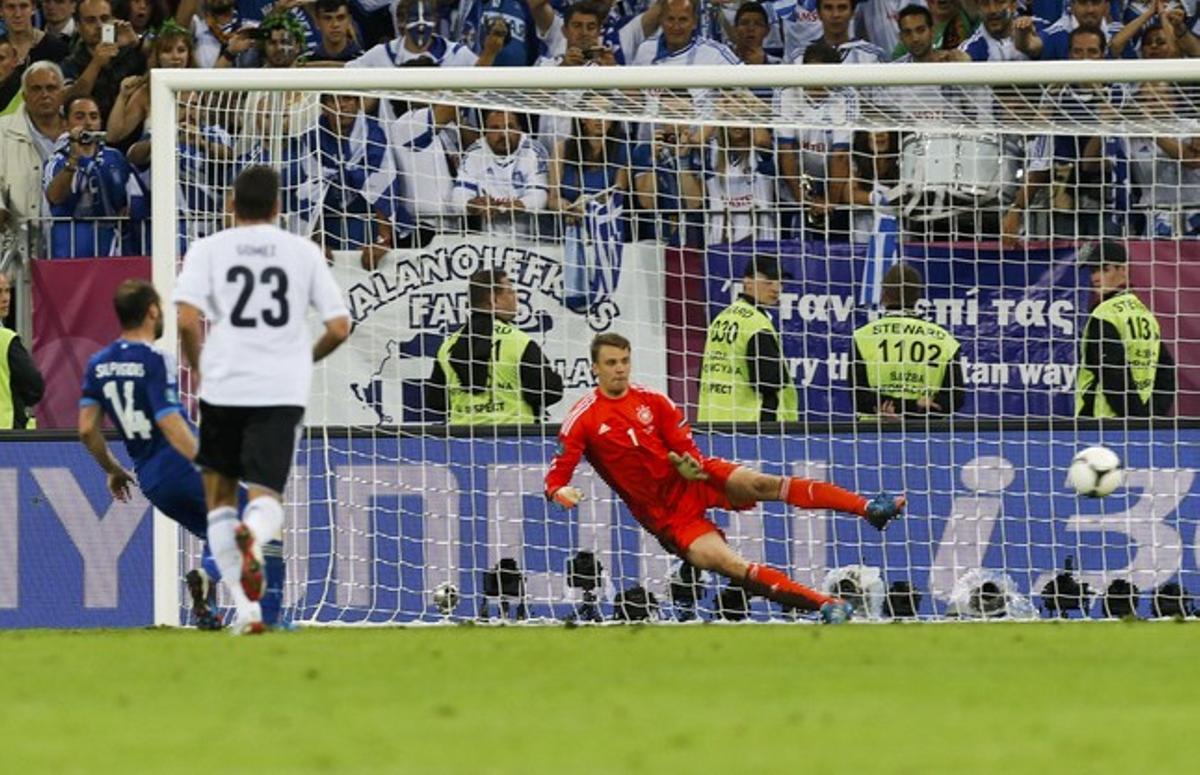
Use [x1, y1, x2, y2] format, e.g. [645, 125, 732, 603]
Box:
[850, 262, 965, 420]
[1076, 241, 1174, 418]
[425, 269, 564, 425]
[0, 272, 45, 429]
[698, 255, 799, 423]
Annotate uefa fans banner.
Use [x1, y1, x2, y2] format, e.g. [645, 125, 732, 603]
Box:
[313, 237, 666, 426]
[701, 241, 1200, 419]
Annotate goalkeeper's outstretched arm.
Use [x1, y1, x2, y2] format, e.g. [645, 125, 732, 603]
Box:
[544, 413, 587, 507]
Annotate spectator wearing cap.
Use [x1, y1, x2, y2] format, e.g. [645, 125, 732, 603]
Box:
[850, 261, 965, 420]
[1076, 241, 1175, 418]
[697, 255, 799, 423]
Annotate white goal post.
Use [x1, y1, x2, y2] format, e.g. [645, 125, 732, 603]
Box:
[149, 60, 1200, 626]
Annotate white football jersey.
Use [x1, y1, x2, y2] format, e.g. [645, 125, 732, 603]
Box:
[174, 223, 349, 408]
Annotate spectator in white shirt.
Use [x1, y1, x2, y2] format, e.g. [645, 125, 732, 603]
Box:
[347, 0, 502, 70]
[534, 2, 621, 148]
[701, 123, 778, 243]
[776, 42, 856, 235]
[453, 109, 550, 237]
[629, 0, 740, 65]
[960, 0, 1029, 60]
[788, 0, 884, 62]
[856, 0, 924, 56]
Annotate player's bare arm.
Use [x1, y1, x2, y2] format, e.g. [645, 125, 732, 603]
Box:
[78, 403, 135, 501]
[313, 315, 352, 363]
[177, 301, 205, 382]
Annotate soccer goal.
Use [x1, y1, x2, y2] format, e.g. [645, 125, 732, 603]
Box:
[150, 60, 1200, 625]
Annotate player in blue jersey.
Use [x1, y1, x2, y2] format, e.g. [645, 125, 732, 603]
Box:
[77, 279, 286, 630]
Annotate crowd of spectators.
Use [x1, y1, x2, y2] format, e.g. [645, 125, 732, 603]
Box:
[0, 0, 1199, 268]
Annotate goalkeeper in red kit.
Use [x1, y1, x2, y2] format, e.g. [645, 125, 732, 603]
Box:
[544, 333, 906, 623]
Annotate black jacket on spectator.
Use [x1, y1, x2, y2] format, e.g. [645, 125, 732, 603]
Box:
[60, 37, 146, 121]
[1079, 290, 1175, 417]
[424, 311, 564, 419]
[1, 33, 70, 110]
[6, 334, 44, 428]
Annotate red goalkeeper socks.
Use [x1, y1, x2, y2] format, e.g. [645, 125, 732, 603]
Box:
[780, 477, 868, 516]
[742, 563, 832, 612]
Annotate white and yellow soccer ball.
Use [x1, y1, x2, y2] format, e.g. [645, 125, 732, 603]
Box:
[1067, 446, 1124, 498]
[432, 582, 459, 615]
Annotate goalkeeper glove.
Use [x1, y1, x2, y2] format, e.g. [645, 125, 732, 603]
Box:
[668, 451, 708, 481]
[550, 486, 584, 509]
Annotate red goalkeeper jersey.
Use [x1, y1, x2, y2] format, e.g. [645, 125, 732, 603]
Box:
[544, 384, 706, 525]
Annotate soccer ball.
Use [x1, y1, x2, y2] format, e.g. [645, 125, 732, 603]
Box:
[431, 582, 459, 615]
[1067, 446, 1124, 498]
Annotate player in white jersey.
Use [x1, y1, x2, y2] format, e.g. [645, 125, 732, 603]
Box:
[174, 165, 351, 635]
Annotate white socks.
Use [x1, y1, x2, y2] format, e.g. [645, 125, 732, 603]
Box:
[205, 505, 259, 620]
[243, 496, 285, 544]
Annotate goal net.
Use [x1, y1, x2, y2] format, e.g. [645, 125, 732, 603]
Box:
[151, 61, 1200, 624]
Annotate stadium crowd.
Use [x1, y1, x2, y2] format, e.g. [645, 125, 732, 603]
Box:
[0, 0, 1198, 266]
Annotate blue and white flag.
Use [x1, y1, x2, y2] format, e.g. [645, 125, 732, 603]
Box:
[858, 188, 900, 307]
[563, 191, 624, 313]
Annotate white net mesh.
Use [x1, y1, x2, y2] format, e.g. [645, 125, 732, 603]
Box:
[160, 63, 1200, 623]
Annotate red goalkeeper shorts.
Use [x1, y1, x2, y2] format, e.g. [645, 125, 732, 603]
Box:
[644, 457, 750, 556]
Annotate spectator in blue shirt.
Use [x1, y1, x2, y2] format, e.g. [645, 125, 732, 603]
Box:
[459, 0, 540, 66]
[43, 95, 133, 257]
[1018, 0, 1136, 59]
[310, 0, 364, 61]
[549, 113, 632, 238]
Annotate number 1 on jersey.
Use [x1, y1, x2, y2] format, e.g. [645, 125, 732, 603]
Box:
[103, 380, 152, 440]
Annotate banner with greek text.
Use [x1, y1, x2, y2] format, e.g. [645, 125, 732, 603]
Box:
[702, 241, 1200, 419]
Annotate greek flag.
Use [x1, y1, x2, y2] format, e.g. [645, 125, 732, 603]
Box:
[563, 191, 624, 313]
[858, 188, 900, 307]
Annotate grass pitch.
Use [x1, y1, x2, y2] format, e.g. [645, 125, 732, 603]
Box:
[1, 623, 1196, 774]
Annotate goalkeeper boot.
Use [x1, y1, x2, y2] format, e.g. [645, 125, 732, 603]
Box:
[865, 493, 906, 531]
[233, 524, 265, 602]
[185, 569, 223, 631]
[820, 599, 854, 624]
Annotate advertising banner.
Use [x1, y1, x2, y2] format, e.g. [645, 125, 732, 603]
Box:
[287, 426, 1200, 622]
[3, 429, 1197, 626]
[699, 240, 1200, 419]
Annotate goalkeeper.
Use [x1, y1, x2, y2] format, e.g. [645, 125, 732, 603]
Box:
[78, 280, 286, 629]
[545, 333, 905, 623]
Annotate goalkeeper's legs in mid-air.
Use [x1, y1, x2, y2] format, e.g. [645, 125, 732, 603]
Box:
[664, 456, 905, 623]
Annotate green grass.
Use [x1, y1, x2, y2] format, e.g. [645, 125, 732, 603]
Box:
[1, 623, 1196, 774]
